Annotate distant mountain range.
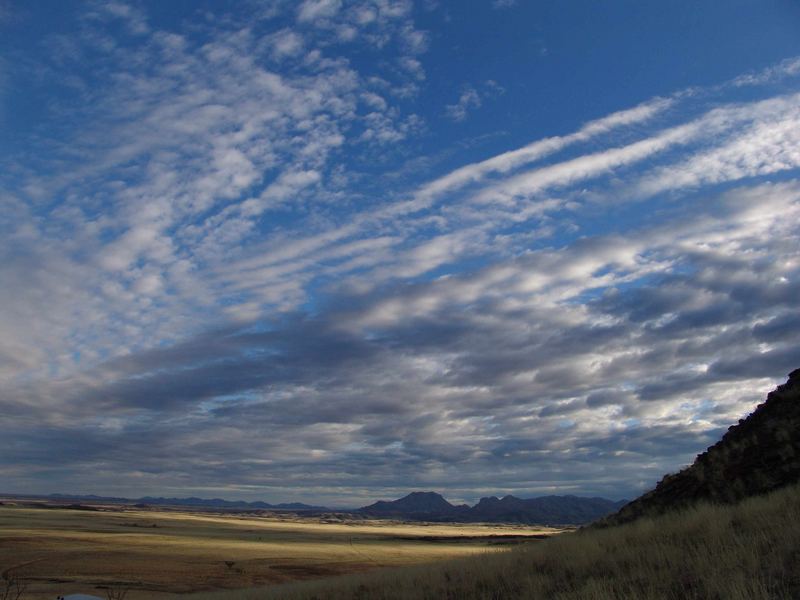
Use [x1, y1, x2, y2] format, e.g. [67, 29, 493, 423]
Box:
[603, 368, 800, 526]
[358, 490, 627, 525]
[29, 491, 625, 524]
[40, 493, 327, 511]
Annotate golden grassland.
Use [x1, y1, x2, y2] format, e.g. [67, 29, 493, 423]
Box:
[190, 482, 800, 600]
[0, 501, 562, 599]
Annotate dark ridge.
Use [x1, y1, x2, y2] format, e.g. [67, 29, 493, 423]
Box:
[469, 495, 627, 525]
[358, 491, 625, 525]
[132, 496, 327, 510]
[16, 493, 329, 511]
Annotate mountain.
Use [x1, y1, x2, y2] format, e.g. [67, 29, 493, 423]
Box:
[42, 493, 326, 511]
[470, 494, 627, 524]
[358, 491, 625, 524]
[603, 368, 800, 525]
[137, 496, 328, 510]
[359, 491, 470, 518]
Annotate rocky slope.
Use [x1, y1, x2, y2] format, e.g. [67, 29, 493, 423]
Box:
[603, 368, 800, 525]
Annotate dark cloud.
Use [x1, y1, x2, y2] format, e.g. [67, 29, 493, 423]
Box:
[752, 311, 800, 342]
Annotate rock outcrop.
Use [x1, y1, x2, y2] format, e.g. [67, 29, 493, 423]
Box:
[603, 369, 800, 525]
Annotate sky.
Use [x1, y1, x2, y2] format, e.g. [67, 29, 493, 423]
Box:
[1, 0, 800, 507]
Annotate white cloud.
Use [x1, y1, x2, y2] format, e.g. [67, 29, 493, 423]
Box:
[269, 29, 304, 57]
[632, 95, 800, 198]
[90, 0, 150, 35]
[0, 0, 433, 385]
[469, 121, 703, 206]
[731, 55, 800, 87]
[411, 96, 673, 206]
[398, 56, 425, 80]
[186, 80, 800, 327]
[401, 25, 429, 54]
[469, 92, 800, 208]
[343, 181, 800, 330]
[445, 86, 481, 121]
[297, 0, 343, 23]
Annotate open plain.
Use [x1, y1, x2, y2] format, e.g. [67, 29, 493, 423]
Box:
[0, 501, 562, 599]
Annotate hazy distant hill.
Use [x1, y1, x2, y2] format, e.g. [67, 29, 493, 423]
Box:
[43, 493, 326, 511]
[469, 494, 626, 524]
[603, 368, 800, 525]
[358, 491, 625, 525]
[136, 496, 328, 510]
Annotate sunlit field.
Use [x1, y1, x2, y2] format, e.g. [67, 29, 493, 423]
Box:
[0, 502, 562, 599]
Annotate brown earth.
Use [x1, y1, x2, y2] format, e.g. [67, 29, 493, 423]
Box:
[0, 502, 561, 599]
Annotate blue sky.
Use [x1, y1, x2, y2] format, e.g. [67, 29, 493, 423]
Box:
[1, 0, 800, 506]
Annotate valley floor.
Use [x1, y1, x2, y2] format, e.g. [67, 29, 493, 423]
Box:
[0, 501, 560, 599]
[5, 483, 798, 599]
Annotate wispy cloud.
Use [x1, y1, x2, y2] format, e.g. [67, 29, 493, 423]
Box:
[444, 80, 504, 122]
[445, 86, 482, 121]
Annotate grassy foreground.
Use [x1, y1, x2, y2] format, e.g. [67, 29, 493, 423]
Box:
[191, 482, 800, 600]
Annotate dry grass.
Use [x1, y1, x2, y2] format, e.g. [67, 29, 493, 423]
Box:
[189, 482, 800, 600]
[0, 503, 560, 599]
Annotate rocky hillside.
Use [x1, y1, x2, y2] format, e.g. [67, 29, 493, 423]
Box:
[604, 368, 800, 525]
